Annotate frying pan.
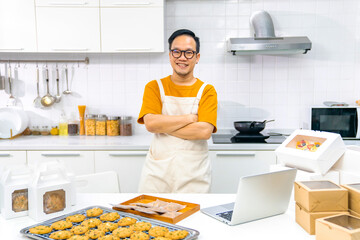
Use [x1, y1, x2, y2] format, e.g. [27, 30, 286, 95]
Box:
[234, 119, 275, 134]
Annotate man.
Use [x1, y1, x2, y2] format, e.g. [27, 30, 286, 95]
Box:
[137, 29, 218, 193]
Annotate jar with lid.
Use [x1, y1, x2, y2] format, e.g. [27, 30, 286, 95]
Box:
[31, 126, 41, 136]
[107, 116, 119, 136]
[85, 114, 96, 136]
[40, 126, 50, 136]
[119, 116, 133, 136]
[68, 120, 79, 136]
[96, 114, 107, 136]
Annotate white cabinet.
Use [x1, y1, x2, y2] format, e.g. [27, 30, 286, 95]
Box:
[0, 0, 37, 52]
[0, 151, 27, 169]
[100, 2, 164, 52]
[95, 151, 147, 193]
[35, 1, 101, 52]
[210, 150, 276, 193]
[27, 151, 95, 175]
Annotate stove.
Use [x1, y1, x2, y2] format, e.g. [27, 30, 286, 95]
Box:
[212, 131, 287, 144]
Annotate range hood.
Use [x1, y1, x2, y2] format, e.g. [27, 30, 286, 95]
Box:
[228, 11, 312, 55]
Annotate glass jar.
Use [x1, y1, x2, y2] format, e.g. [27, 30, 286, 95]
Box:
[85, 114, 96, 136]
[41, 126, 50, 136]
[68, 120, 79, 136]
[96, 114, 107, 136]
[31, 126, 41, 136]
[107, 116, 120, 136]
[119, 116, 133, 136]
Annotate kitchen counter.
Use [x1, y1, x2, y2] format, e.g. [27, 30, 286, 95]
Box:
[0, 193, 313, 240]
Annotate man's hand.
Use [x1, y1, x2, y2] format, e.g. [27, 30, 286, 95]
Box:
[169, 122, 214, 140]
[143, 113, 198, 134]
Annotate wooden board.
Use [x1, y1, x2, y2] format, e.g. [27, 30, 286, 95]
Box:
[112, 195, 200, 224]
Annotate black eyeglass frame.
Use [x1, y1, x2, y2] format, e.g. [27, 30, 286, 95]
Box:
[170, 49, 197, 59]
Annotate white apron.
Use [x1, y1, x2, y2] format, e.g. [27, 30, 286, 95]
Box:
[138, 79, 211, 193]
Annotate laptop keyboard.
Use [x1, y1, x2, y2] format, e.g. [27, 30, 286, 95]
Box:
[216, 210, 233, 221]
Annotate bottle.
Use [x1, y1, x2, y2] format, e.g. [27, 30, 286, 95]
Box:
[59, 113, 68, 136]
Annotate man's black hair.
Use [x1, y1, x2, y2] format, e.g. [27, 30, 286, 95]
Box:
[168, 29, 200, 53]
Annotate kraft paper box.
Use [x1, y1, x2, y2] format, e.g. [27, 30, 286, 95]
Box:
[295, 203, 348, 235]
[316, 214, 360, 240]
[294, 180, 348, 212]
[342, 184, 360, 214]
[349, 210, 360, 218]
[275, 130, 345, 175]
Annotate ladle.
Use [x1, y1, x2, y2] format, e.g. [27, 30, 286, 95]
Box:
[63, 67, 71, 94]
[6, 64, 17, 107]
[33, 66, 42, 108]
[41, 67, 55, 107]
[55, 67, 61, 103]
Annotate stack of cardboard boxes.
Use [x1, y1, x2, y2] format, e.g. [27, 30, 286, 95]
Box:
[294, 180, 348, 235]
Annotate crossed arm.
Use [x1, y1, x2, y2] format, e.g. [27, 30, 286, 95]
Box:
[143, 113, 214, 140]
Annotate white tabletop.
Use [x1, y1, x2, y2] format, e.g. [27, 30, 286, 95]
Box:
[0, 193, 314, 240]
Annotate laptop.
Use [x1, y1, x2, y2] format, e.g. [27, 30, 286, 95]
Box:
[201, 168, 297, 225]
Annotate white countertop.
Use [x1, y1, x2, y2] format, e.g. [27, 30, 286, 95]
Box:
[0, 193, 314, 240]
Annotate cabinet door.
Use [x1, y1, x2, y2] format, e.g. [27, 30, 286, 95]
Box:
[210, 151, 276, 193]
[0, 0, 37, 52]
[27, 151, 95, 175]
[0, 151, 27, 170]
[95, 151, 147, 193]
[36, 6, 100, 52]
[100, 7, 164, 52]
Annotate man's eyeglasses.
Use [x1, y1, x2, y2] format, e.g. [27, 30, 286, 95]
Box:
[170, 49, 197, 59]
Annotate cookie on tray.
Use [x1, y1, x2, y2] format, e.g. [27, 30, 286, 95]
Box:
[68, 235, 89, 240]
[113, 227, 134, 238]
[86, 229, 105, 239]
[29, 225, 53, 234]
[149, 226, 169, 237]
[99, 212, 120, 221]
[49, 230, 73, 239]
[133, 222, 152, 231]
[81, 218, 102, 228]
[164, 230, 189, 240]
[98, 235, 120, 240]
[130, 231, 150, 240]
[66, 214, 86, 223]
[97, 222, 118, 232]
[86, 207, 103, 217]
[117, 217, 137, 226]
[70, 225, 89, 235]
[51, 221, 73, 230]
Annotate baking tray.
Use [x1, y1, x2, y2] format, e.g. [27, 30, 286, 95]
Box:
[112, 194, 200, 224]
[20, 205, 199, 240]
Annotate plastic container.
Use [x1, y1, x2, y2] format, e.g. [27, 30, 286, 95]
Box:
[107, 116, 120, 136]
[85, 114, 96, 136]
[96, 114, 107, 136]
[120, 116, 133, 136]
[59, 113, 68, 136]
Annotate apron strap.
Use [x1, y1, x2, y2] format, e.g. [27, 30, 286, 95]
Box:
[196, 82, 208, 100]
[156, 79, 166, 103]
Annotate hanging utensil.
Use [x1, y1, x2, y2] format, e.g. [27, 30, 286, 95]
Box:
[55, 66, 61, 103]
[63, 66, 71, 94]
[41, 67, 55, 107]
[0, 66, 5, 90]
[6, 64, 17, 106]
[33, 66, 42, 108]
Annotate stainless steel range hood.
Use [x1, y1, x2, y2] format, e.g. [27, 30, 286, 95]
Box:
[228, 11, 312, 56]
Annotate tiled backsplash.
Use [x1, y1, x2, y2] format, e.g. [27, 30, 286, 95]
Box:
[0, 0, 359, 134]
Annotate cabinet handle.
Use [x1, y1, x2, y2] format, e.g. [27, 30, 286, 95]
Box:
[49, 2, 89, 6]
[41, 153, 81, 157]
[109, 151, 147, 157]
[0, 48, 24, 51]
[115, 48, 150, 51]
[216, 151, 256, 157]
[0, 153, 11, 157]
[52, 48, 89, 51]
[112, 2, 151, 6]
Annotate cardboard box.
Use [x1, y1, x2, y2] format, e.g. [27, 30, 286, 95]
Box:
[332, 146, 360, 175]
[275, 130, 345, 175]
[349, 209, 360, 218]
[342, 184, 360, 214]
[294, 180, 348, 212]
[316, 214, 360, 240]
[0, 165, 32, 219]
[295, 203, 348, 235]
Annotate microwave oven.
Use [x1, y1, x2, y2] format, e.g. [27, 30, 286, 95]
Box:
[311, 106, 360, 139]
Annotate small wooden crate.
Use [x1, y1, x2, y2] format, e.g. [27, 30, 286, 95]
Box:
[112, 195, 200, 224]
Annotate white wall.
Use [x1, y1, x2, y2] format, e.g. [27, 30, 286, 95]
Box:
[0, 0, 359, 134]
